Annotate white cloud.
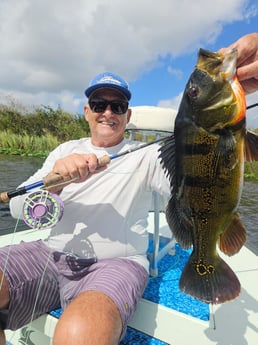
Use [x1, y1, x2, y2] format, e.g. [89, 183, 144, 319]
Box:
[167, 66, 184, 80]
[158, 92, 183, 111]
[0, 0, 256, 112]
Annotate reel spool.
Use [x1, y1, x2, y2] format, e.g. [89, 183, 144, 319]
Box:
[22, 190, 64, 229]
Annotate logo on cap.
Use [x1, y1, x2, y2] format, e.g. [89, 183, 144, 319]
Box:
[85, 72, 131, 100]
[97, 75, 123, 86]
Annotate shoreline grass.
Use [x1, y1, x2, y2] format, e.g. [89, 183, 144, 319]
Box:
[0, 130, 61, 158]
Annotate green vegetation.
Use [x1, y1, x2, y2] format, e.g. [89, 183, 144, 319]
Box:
[0, 103, 90, 158]
[244, 161, 258, 180]
[0, 130, 60, 157]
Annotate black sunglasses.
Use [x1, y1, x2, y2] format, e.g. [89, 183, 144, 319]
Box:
[89, 98, 129, 115]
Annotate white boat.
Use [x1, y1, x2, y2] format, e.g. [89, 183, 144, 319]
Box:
[2, 213, 258, 345]
[1, 106, 258, 344]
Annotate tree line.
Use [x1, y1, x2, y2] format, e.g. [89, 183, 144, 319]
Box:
[0, 103, 90, 157]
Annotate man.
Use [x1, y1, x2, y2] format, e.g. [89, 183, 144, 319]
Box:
[1, 71, 171, 345]
[1, 33, 258, 345]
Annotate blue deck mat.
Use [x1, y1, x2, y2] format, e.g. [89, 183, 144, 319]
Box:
[49, 242, 209, 344]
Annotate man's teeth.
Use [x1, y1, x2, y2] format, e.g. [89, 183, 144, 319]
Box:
[101, 121, 115, 126]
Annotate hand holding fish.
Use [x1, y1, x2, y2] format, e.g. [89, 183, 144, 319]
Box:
[220, 32, 258, 94]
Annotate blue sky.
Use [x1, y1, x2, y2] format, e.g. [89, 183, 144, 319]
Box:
[129, 14, 258, 114]
[0, 0, 258, 126]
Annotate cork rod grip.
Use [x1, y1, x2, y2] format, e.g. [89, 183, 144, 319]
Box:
[43, 154, 111, 187]
[0, 155, 111, 202]
[0, 192, 9, 203]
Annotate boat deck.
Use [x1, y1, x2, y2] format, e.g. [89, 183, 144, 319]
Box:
[2, 213, 258, 345]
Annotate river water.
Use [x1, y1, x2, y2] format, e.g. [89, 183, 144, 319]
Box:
[0, 154, 258, 255]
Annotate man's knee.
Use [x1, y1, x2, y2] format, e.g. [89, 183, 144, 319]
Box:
[54, 291, 122, 345]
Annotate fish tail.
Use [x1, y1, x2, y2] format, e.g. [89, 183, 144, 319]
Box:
[179, 252, 240, 304]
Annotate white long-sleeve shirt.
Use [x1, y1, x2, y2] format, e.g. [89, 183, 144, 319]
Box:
[10, 138, 171, 271]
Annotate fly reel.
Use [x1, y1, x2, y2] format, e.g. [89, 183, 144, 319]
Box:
[22, 190, 64, 229]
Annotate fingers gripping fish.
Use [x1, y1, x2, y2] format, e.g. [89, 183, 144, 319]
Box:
[159, 48, 258, 304]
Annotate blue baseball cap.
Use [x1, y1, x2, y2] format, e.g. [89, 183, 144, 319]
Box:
[85, 72, 131, 100]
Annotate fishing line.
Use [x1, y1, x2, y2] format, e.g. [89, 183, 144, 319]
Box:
[210, 304, 216, 330]
[25, 249, 54, 345]
[107, 168, 142, 175]
[0, 193, 61, 343]
[0, 210, 23, 291]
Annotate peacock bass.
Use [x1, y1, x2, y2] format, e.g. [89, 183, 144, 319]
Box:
[159, 48, 258, 304]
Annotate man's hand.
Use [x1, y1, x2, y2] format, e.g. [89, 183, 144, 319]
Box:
[220, 32, 258, 94]
[46, 153, 108, 193]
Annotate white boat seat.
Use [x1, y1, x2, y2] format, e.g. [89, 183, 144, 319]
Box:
[127, 106, 177, 277]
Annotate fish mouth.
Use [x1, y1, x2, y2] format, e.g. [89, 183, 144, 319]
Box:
[197, 48, 237, 82]
[197, 48, 246, 121]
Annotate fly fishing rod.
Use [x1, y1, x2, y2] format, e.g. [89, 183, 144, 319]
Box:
[0, 137, 165, 203]
[247, 103, 258, 110]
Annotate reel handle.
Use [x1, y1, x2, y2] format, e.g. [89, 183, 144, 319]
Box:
[43, 154, 111, 188]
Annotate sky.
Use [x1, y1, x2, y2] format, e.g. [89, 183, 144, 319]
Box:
[0, 0, 258, 127]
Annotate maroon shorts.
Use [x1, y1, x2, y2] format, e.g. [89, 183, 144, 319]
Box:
[0, 240, 149, 338]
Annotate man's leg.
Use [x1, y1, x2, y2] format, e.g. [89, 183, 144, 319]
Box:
[53, 290, 122, 345]
[0, 271, 10, 345]
[0, 271, 10, 310]
[53, 257, 149, 345]
[0, 241, 60, 331]
[0, 330, 5, 345]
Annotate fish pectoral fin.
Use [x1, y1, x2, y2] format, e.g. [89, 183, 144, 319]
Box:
[166, 196, 193, 248]
[218, 213, 246, 256]
[245, 130, 258, 161]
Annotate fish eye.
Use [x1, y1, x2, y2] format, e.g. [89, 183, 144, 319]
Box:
[188, 84, 200, 98]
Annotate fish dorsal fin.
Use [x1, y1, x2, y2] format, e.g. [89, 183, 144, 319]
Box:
[245, 130, 258, 161]
[218, 213, 246, 256]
